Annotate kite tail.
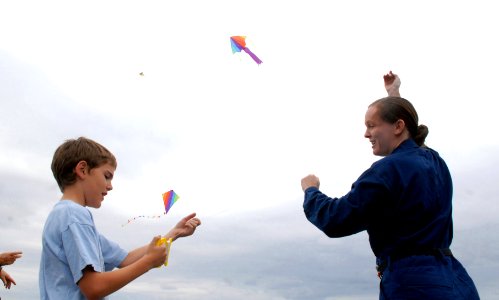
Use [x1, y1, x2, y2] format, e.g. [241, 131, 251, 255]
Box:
[243, 47, 263, 65]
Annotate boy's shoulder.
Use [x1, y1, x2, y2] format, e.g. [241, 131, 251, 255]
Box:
[52, 200, 88, 213]
[47, 200, 94, 227]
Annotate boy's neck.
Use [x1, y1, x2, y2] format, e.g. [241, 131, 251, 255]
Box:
[61, 185, 86, 207]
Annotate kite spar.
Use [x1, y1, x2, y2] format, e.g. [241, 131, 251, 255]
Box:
[230, 36, 263, 65]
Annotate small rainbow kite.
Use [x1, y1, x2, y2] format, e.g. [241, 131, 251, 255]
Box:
[230, 36, 263, 65]
[122, 190, 180, 226]
[163, 190, 179, 215]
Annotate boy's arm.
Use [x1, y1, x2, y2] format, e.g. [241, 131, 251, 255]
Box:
[78, 236, 166, 299]
[119, 213, 201, 268]
[118, 245, 147, 268]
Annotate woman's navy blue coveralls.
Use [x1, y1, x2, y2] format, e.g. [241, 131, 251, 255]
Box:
[303, 139, 479, 299]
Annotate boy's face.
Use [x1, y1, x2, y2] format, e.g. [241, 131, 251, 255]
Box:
[82, 162, 115, 208]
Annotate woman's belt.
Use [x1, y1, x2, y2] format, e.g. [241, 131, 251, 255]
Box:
[376, 248, 453, 278]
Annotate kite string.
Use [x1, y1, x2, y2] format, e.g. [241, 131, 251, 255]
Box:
[122, 212, 167, 227]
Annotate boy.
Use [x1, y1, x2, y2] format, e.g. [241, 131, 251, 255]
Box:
[39, 137, 201, 300]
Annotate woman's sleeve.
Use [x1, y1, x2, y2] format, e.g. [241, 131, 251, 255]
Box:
[303, 167, 390, 237]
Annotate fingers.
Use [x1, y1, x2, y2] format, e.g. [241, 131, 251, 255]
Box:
[145, 235, 168, 269]
[5, 278, 16, 289]
[150, 235, 161, 246]
[383, 70, 394, 76]
[383, 71, 395, 85]
[180, 213, 201, 227]
[0, 272, 15, 289]
[151, 236, 168, 268]
[385, 71, 398, 79]
[180, 212, 196, 222]
[11, 252, 22, 261]
[1, 251, 23, 265]
[187, 217, 202, 227]
[301, 174, 320, 191]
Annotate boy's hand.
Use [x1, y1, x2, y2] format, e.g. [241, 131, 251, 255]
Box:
[166, 213, 201, 241]
[144, 236, 168, 269]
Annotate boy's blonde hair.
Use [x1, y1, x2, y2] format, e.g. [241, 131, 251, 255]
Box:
[51, 137, 117, 192]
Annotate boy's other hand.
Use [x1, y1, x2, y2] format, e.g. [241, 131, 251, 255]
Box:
[145, 236, 168, 269]
[167, 213, 201, 241]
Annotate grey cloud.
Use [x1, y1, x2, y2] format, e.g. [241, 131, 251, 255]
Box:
[1, 51, 173, 179]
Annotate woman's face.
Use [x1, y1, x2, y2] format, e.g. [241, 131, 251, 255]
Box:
[364, 105, 401, 156]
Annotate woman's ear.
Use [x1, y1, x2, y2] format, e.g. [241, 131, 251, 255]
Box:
[74, 160, 89, 178]
[394, 119, 406, 135]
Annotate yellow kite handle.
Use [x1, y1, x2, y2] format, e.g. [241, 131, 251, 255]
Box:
[156, 237, 173, 267]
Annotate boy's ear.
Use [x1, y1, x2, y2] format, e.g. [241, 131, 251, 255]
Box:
[74, 161, 89, 179]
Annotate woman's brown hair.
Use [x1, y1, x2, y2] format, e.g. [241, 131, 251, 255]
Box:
[369, 96, 428, 146]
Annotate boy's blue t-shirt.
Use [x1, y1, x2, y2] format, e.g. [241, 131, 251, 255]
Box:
[39, 200, 128, 300]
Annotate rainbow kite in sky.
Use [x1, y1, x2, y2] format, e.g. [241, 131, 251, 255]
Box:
[163, 190, 179, 215]
[230, 36, 263, 65]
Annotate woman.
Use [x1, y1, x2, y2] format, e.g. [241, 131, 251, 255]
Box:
[301, 72, 479, 299]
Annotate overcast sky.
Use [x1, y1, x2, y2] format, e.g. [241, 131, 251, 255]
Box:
[1, 0, 499, 299]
